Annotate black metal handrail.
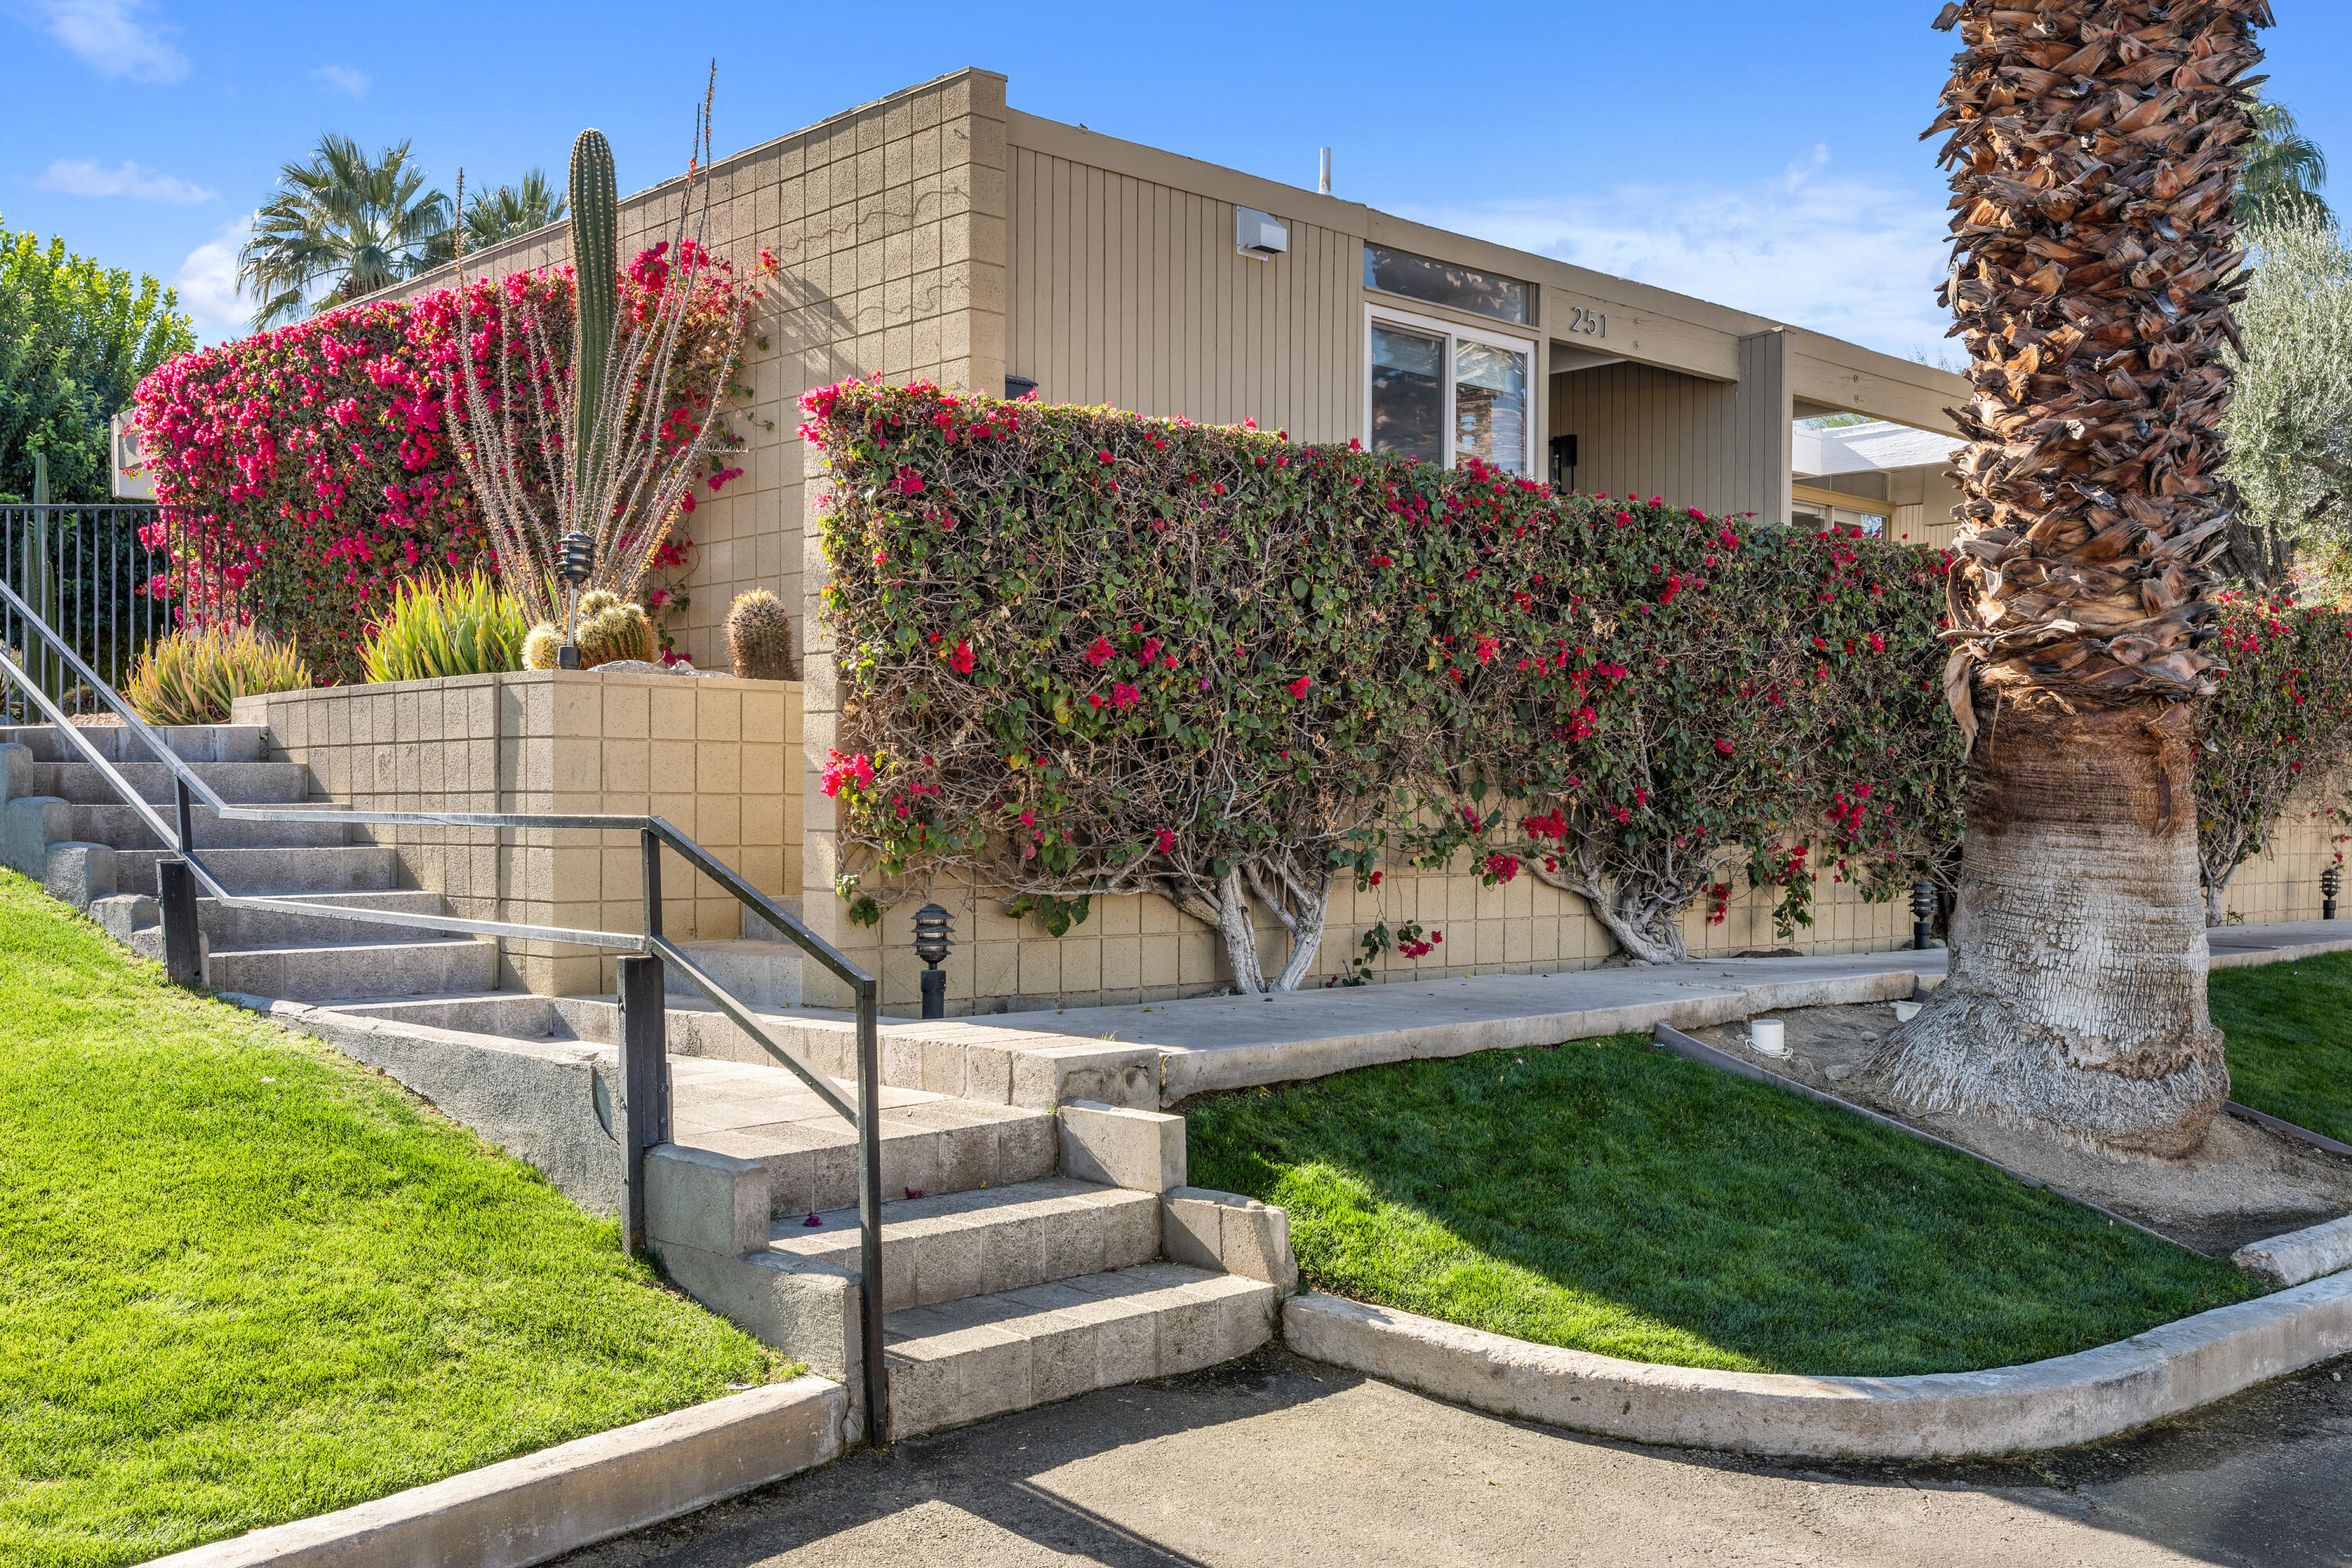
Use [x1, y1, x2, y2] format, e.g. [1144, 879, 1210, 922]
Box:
[0, 578, 889, 1443]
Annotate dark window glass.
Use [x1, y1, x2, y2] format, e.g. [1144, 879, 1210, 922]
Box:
[1370, 325, 1446, 464]
[1363, 245, 1529, 324]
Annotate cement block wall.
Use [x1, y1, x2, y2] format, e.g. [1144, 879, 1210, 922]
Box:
[234, 670, 801, 995]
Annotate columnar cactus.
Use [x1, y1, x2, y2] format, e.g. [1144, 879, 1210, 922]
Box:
[568, 129, 619, 503]
[725, 588, 795, 681]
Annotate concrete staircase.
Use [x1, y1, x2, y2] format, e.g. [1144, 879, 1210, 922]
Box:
[2, 719, 1293, 1441]
[0, 724, 493, 1000]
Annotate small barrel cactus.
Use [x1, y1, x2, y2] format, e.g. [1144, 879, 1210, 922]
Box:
[521, 622, 564, 671]
[574, 590, 659, 668]
[726, 589, 795, 681]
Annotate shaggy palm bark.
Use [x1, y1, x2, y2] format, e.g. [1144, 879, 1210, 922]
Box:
[1857, 0, 2268, 1157]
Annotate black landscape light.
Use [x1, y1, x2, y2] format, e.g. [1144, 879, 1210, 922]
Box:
[1911, 879, 1938, 952]
[913, 902, 953, 1019]
[556, 529, 593, 669]
[2325, 864, 2342, 922]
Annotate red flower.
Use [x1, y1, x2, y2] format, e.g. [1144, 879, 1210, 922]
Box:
[1484, 852, 1520, 883]
[1715, 739, 1735, 756]
[1086, 637, 1114, 666]
[894, 466, 924, 495]
[1287, 675, 1312, 699]
[950, 640, 976, 674]
[1156, 828, 1177, 855]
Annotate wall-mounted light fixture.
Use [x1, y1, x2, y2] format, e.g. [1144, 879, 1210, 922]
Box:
[1236, 207, 1288, 260]
[1005, 375, 1038, 400]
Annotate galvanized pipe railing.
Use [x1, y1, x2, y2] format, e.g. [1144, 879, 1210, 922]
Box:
[0, 579, 888, 1443]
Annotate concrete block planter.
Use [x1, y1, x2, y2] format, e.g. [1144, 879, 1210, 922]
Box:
[1284, 1279, 2352, 1458]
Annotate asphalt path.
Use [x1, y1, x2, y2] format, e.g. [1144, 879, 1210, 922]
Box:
[554, 1346, 2352, 1568]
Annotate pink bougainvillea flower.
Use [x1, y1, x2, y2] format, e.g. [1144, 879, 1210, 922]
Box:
[1155, 828, 1176, 855]
[1112, 681, 1142, 710]
[1287, 675, 1312, 699]
[950, 640, 976, 674]
[1085, 637, 1114, 666]
[1715, 738, 1736, 756]
[893, 466, 924, 495]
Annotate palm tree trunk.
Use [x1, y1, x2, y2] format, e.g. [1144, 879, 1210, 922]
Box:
[1856, 688, 2227, 1156]
[1859, 0, 2270, 1156]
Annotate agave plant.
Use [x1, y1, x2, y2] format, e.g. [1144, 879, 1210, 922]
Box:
[360, 572, 530, 683]
[125, 624, 312, 725]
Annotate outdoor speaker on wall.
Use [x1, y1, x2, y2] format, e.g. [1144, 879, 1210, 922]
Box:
[1236, 207, 1289, 260]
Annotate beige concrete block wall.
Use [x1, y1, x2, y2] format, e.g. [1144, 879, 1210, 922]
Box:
[234, 671, 801, 995]
[2212, 783, 2348, 926]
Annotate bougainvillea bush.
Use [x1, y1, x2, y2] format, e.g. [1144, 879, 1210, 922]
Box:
[2197, 595, 2352, 923]
[805, 381, 1965, 985]
[134, 246, 758, 683]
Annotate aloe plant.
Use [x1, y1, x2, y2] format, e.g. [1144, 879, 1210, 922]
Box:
[360, 572, 529, 683]
[125, 624, 312, 725]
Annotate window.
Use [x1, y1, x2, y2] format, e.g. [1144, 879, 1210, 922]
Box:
[1363, 244, 1529, 325]
[1365, 306, 1534, 474]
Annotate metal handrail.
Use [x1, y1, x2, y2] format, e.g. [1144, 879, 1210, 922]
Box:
[0, 578, 889, 1443]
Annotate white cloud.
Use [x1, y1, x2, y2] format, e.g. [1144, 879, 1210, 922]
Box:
[172, 212, 252, 343]
[24, 0, 188, 83]
[312, 63, 368, 97]
[39, 157, 214, 204]
[1392, 146, 1959, 363]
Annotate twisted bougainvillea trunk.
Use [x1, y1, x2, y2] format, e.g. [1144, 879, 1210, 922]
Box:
[1857, 0, 2270, 1158]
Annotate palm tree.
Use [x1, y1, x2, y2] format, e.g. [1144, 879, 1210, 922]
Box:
[1856, 0, 2271, 1159]
[420, 169, 568, 267]
[2238, 98, 2328, 224]
[237, 134, 449, 330]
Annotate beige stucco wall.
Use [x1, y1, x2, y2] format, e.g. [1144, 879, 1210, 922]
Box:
[2215, 785, 2347, 925]
[234, 670, 801, 995]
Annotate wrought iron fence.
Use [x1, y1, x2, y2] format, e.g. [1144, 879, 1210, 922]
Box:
[0, 503, 235, 722]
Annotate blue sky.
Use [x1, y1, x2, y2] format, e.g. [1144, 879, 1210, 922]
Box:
[6, 0, 2346, 354]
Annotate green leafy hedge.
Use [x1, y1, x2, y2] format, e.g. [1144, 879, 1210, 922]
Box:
[804, 382, 1967, 982]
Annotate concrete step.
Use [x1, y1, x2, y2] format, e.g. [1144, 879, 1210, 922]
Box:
[157, 937, 497, 1001]
[666, 938, 803, 1009]
[112, 844, 401, 898]
[21, 758, 310, 806]
[883, 1263, 1277, 1439]
[0, 724, 268, 764]
[672, 1056, 1056, 1215]
[768, 1178, 1160, 1315]
[113, 889, 453, 949]
[63, 801, 349, 851]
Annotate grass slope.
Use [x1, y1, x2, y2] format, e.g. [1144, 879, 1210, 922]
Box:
[2213, 950, 2352, 1144]
[1189, 1035, 2257, 1378]
[0, 869, 780, 1568]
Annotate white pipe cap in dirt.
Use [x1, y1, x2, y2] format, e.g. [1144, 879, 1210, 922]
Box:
[1750, 1018, 1788, 1057]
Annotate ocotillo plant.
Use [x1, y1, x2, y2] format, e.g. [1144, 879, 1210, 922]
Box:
[444, 66, 761, 626]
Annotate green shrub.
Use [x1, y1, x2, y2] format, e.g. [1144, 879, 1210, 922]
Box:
[361, 573, 531, 683]
[125, 624, 312, 724]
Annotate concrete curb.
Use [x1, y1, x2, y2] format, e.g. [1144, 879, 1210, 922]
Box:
[1283, 1281, 2352, 1459]
[146, 1375, 846, 1567]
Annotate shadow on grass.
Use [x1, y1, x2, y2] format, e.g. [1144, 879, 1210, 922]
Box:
[1185, 1034, 2256, 1378]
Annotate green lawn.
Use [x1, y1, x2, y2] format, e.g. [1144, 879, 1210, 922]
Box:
[1188, 1035, 2259, 1378]
[0, 869, 784, 1568]
[2214, 949, 2352, 1145]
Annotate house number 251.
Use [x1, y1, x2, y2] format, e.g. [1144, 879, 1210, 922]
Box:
[1566, 307, 1609, 337]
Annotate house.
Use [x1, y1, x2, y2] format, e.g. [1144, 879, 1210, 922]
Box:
[368, 67, 2328, 1011]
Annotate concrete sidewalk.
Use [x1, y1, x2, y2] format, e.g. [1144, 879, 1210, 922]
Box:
[849, 920, 2347, 1105]
[549, 1344, 2352, 1568]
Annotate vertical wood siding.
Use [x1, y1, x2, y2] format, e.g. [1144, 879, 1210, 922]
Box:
[1006, 147, 1362, 441]
[1549, 362, 1740, 514]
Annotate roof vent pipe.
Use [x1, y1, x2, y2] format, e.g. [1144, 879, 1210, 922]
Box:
[1319, 147, 1331, 194]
